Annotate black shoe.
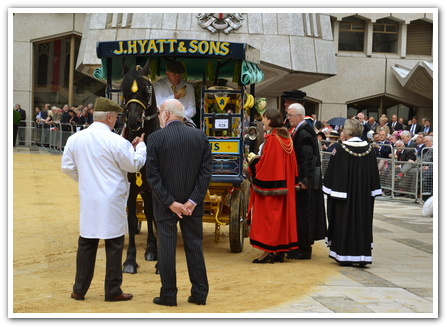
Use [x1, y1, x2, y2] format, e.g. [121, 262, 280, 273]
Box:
[287, 250, 312, 260]
[274, 252, 285, 263]
[188, 296, 206, 305]
[339, 262, 353, 267]
[153, 297, 177, 307]
[252, 253, 275, 264]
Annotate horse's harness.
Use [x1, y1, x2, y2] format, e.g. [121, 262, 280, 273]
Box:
[123, 66, 158, 131]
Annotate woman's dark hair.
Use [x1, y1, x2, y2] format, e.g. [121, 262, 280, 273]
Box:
[263, 109, 284, 128]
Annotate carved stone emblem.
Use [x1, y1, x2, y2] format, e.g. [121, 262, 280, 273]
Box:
[197, 13, 244, 33]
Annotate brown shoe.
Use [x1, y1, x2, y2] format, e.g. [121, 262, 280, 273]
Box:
[71, 292, 85, 301]
[105, 292, 133, 302]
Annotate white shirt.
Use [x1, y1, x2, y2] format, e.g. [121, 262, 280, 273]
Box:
[61, 122, 147, 239]
[153, 77, 196, 123]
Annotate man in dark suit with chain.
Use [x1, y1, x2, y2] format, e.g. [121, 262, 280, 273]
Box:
[146, 99, 212, 307]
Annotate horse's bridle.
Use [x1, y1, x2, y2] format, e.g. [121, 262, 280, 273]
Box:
[124, 73, 158, 131]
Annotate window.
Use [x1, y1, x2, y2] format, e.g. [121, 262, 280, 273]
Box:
[407, 20, 432, 56]
[33, 36, 106, 109]
[338, 16, 365, 51]
[373, 18, 399, 53]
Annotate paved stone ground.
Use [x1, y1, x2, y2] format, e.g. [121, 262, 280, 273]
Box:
[249, 195, 436, 317]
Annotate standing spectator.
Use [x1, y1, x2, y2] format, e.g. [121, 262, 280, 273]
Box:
[323, 118, 381, 267]
[407, 116, 422, 135]
[13, 108, 21, 146]
[286, 103, 326, 260]
[61, 104, 70, 122]
[34, 106, 48, 127]
[61, 97, 146, 302]
[245, 109, 299, 264]
[387, 114, 403, 133]
[281, 89, 307, 128]
[87, 102, 94, 114]
[146, 99, 212, 307]
[421, 136, 434, 201]
[82, 107, 94, 127]
[423, 118, 433, 134]
[355, 112, 370, 141]
[15, 104, 26, 145]
[153, 60, 197, 127]
[367, 116, 378, 132]
[398, 117, 407, 130]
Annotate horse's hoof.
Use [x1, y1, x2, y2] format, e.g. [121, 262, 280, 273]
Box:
[123, 265, 137, 274]
[145, 252, 157, 261]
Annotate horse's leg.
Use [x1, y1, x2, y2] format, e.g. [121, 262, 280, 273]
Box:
[123, 186, 139, 274]
[141, 191, 157, 262]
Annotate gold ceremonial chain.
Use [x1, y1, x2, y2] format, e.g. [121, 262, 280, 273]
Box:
[340, 143, 372, 157]
[275, 134, 294, 154]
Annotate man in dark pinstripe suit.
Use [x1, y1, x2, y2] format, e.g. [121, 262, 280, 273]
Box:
[146, 99, 212, 307]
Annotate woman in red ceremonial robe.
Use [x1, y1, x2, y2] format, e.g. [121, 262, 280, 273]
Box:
[246, 109, 299, 264]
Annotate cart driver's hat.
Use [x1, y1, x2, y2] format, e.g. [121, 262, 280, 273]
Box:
[94, 97, 123, 112]
[281, 89, 307, 101]
[166, 60, 185, 74]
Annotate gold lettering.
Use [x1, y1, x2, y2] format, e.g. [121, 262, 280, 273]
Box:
[209, 41, 220, 55]
[127, 40, 138, 54]
[156, 39, 166, 53]
[178, 41, 187, 53]
[220, 42, 230, 56]
[147, 40, 158, 53]
[137, 40, 148, 53]
[165, 40, 178, 53]
[113, 41, 125, 55]
[188, 40, 198, 54]
[198, 41, 209, 54]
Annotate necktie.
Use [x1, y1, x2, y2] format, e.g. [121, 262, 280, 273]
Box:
[171, 85, 176, 93]
[393, 122, 396, 128]
[411, 125, 415, 133]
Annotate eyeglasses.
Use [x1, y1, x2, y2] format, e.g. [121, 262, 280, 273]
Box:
[158, 110, 166, 116]
[286, 113, 299, 118]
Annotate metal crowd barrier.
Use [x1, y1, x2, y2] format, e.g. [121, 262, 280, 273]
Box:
[320, 141, 429, 203]
[16, 120, 36, 147]
[23, 122, 88, 153]
[419, 147, 434, 201]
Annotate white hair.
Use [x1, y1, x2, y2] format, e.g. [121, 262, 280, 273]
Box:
[288, 103, 305, 116]
[93, 111, 114, 121]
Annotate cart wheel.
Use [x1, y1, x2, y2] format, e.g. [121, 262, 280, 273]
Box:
[240, 180, 251, 238]
[229, 189, 247, 253]
[136, 221, 142, 234]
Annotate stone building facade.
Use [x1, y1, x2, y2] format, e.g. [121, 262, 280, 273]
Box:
[11, 11, 435, 144]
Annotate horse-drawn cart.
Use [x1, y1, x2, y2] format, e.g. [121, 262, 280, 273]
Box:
[96, 38, 263, 253]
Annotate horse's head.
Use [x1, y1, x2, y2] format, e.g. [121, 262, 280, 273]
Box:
[121, 60, 157, 132]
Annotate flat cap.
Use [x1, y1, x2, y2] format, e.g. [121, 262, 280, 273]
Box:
[281, 89, 307, 101]
[166, 60, 185, 74]
[94, 97, 123, 112]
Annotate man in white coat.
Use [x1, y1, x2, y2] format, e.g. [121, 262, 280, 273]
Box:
[154, 60, 197, 127]
[61, 97, 146, 302]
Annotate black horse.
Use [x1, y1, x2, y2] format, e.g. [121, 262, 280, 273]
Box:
[121, 60, 160, 274]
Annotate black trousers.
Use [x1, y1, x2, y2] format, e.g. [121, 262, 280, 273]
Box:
[156, 215, 208, 303]
[73, 235, 124, 299]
